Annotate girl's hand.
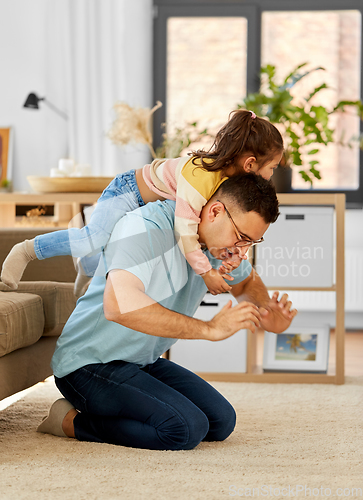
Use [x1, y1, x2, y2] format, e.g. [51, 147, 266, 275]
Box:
[201, 268, 233, 295]
[218, 257, 241, 275]
[218, 248, 245, 275]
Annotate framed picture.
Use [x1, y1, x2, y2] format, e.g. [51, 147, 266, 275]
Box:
[0, 127, 14, 185]
[263, 325, 330, 373]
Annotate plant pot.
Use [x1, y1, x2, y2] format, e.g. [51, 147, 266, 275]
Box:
[271, 165, 292, 193]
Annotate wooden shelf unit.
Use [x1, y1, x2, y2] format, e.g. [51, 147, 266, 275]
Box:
[0, 192, 345, 384]
[198, 193, 345, 385]
[0, 192, 100, 228]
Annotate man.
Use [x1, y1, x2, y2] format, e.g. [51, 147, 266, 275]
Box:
[38, 173, 297, 450]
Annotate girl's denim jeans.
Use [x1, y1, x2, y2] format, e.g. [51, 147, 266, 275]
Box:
[33, 169, 145, 276]
[55, 357, 236, 451]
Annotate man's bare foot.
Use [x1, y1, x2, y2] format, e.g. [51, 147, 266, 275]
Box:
[62, 408, 78, 438]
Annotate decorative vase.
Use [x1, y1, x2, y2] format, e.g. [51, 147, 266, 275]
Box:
[271, 165, 292, 193]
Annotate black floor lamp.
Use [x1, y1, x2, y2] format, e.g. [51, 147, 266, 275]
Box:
[23, 92, 68, 120]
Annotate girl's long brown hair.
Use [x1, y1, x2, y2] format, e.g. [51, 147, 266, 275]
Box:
[191, 109, 283, 172]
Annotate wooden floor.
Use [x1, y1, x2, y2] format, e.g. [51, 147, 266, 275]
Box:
[336, 330, 363, 376]
[255, 329, 363, 377]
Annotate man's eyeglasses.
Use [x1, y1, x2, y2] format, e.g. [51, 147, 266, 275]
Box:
[216, 200, 264, 248]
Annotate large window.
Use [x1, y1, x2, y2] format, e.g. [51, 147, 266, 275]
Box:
[262, 10, 361, 191]
[153, 0, 363, 206]
[167, 17, 247, 143]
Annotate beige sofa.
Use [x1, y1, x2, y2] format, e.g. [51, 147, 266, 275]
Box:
[0, 228, 77, 401]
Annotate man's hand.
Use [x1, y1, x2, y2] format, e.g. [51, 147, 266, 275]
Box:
[259, 291, 298, 333]
[230, 271, 298, 334]
[206, 300, 261, 341]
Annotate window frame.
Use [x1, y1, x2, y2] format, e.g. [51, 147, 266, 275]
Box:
[153, 0, 363, 208]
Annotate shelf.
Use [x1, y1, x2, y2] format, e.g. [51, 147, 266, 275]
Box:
[197, 329, 342, 384]
[197, 372, 339, 384]
[0, 192, 101, 203]
[266, 286, 336, 292]
[0, 192, 100, 228]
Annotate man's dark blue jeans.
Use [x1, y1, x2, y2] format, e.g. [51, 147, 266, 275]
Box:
[55, 357, 236, 450]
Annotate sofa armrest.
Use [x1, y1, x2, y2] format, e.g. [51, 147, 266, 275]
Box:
[0, 228, 76, 283]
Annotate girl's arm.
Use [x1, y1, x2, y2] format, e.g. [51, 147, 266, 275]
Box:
[174, 160, 225, 267]
[173, 160, 230, 293]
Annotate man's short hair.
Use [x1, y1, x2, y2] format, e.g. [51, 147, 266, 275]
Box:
[213, 173, 280, 224]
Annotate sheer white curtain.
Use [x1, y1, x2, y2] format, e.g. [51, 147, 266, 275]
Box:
[44, 0, 153, 176]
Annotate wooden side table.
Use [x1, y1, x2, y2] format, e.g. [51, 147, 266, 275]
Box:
[0, 192, 101, 228]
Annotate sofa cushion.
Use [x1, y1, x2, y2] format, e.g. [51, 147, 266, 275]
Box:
[0, 292, 44, 357]
[0, 282, 77, 337]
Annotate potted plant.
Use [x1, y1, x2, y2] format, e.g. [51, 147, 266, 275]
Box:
[155, 121, 212, 159]
[0, 179, 12, 193]
[238, 63, 363, 190]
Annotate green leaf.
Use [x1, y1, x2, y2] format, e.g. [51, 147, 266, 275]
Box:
[310, 167, 321, 180]
[308, 149, 319, 155]
[299, 170, 313, 185]
[287, 130, 299, 140]
[292, 151, 302, 166]
[306, 84, 329, 102]
[286, 66, 326, 89]
[283, 62, 309, 84]
[311, 106, 329, 128]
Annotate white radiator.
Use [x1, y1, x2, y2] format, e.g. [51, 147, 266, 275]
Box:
[278, 248, 363, 313]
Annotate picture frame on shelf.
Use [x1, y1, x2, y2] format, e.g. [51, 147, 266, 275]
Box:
[0, 127, 14, 189]
[263, 325, 330, 374]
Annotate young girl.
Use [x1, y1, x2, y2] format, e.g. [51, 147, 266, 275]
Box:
[1, 110, 283, 296]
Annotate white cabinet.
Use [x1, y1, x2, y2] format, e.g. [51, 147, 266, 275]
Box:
[255, 206, 334, 288]
[169, 293, 247, 373]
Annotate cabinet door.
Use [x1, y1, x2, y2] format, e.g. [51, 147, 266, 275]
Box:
[169, 293, 247, 373]
[255, 206, 334, 288]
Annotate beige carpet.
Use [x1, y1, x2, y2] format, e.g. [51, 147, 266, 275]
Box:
[0, 377, 362, 500]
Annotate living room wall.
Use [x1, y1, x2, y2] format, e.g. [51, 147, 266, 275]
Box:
[0, 0, 153, 192]
[0, 0, 50, 192]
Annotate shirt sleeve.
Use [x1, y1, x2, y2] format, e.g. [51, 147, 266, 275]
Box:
[103, 213, 165, 290]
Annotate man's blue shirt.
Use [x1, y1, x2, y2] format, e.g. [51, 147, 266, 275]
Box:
[51, 200, 252, 378]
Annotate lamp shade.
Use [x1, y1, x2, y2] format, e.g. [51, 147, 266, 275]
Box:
[23, 92, 67, 119]
[23, 93, 44, 109]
